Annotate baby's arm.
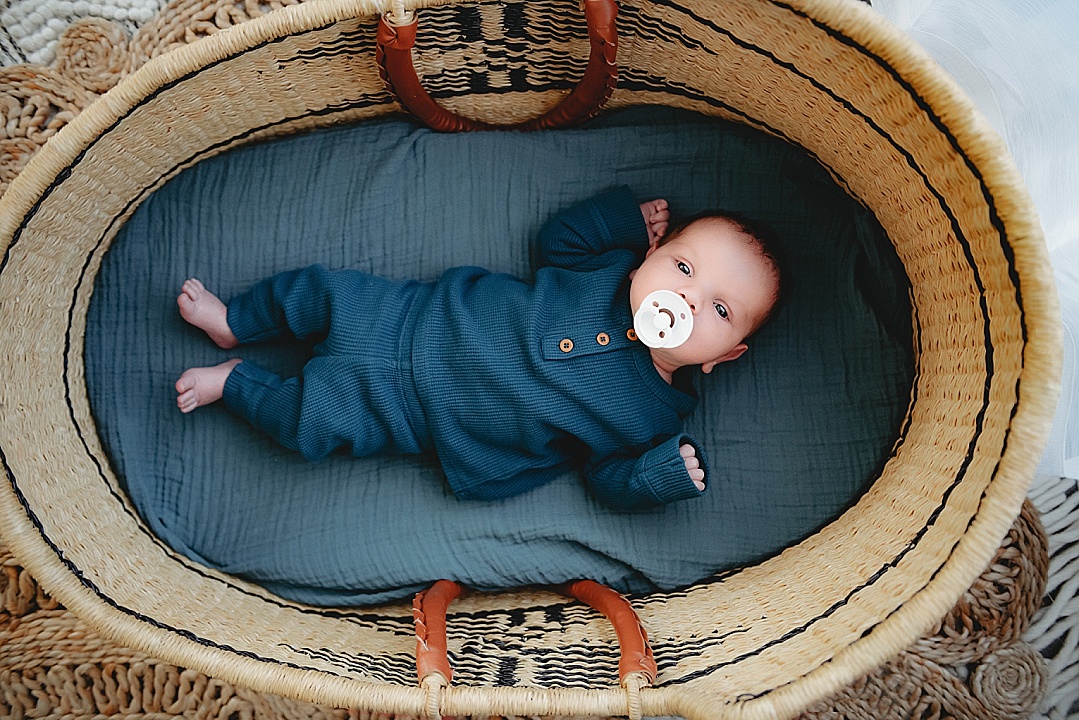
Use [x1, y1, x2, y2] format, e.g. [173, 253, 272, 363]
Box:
[639, 198, 669, 247]
[585, 436, 709, 510]
[536, 186, 652, 269]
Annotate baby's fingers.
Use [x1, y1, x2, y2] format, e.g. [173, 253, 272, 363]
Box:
[686, 463, 704, 487]
[681, 443, 705, 491]
[641, 199, 669, 220]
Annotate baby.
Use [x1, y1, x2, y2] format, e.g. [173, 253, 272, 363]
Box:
[175, 187, 781, 510]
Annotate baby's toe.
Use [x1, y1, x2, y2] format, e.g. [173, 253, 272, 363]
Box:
[176, 374, 195, 393]
[182, 278, 203, 297]
[177, 389, 198, 411]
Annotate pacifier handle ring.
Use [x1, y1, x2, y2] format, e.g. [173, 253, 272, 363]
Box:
[634, 290, 693, 349]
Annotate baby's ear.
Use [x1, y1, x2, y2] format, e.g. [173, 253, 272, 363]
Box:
[701, 343, 748, 373]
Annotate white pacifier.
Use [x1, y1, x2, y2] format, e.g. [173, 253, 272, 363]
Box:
[633, 290, 693, 349]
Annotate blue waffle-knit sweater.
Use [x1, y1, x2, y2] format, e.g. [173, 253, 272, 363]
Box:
[411, 186, 708, 509]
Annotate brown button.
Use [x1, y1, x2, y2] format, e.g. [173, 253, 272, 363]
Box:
[559, 338, 574, 353]
[626, 328, 638, 341]
[596, 332, 610, 346]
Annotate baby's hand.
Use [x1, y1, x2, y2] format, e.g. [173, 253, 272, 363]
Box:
[640, 199, 669, 247]
[680, 443, 706, 492]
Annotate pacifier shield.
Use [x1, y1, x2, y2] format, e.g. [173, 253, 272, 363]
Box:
[633, 290, 693, 348]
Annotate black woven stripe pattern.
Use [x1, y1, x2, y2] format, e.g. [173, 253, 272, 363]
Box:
[0, 0, 1016, 694]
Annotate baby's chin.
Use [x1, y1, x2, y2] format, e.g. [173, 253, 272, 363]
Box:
[658, 343, 747, 374]
[648, 346, 697, 372]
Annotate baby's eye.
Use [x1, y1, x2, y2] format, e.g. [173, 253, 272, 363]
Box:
[677, 261, 691, 275]
[715, 302, 729, 319]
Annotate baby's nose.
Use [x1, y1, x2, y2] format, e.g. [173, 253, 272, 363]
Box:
[678, 291, 697, 313]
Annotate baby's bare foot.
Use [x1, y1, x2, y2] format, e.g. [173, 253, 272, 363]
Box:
[178, 278, 238, 349]
[176, 359, 241, 413]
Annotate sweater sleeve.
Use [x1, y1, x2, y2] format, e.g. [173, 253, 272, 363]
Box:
[535, 186, 648, 269]
[584, 435, 710, 510]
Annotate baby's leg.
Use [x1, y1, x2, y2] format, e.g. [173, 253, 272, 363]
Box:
[177, 279, 239, 349]
[226, 265, 342, 345]
[175, 359, 242, 413]
[220, 360, 341, 461]
[178, 360, 328, 459]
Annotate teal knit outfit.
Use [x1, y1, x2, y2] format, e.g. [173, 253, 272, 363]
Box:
[222, 187, 708, 510]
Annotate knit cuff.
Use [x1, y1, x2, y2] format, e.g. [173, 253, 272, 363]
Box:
[226, 294, 270, 344]
[633, 434, 709, 506]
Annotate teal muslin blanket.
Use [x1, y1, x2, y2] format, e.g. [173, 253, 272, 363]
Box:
[86, 107, 912, 606]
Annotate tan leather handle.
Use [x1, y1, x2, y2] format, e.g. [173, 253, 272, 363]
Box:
[376, 0, 618, 132]
[560, 579, 658, 686]
[412, 579, 463, 686]
[412, 577, 655, 720]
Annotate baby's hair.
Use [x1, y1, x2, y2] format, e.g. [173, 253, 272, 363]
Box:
[662, 211, 786, 333]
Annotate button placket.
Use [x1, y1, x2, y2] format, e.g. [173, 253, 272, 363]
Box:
[544, 319, 637, 360]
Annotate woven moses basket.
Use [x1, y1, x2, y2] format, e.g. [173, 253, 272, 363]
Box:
[0, 0, 1063, 718]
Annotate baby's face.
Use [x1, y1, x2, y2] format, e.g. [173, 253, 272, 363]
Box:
[629, 218, 778, 373]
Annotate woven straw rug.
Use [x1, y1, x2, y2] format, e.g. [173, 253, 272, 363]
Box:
[1, 1, 1078, 718]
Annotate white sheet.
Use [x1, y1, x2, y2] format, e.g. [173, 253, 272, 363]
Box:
[874, 0, 1079, 478]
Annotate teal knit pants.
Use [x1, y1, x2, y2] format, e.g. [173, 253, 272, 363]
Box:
[221, 265, 432, 460]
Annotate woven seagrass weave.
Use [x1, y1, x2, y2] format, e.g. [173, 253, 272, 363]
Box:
[0, 0, 1062, 718]
[0, 500, 1051, 719]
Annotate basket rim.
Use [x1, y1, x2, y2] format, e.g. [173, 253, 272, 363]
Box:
[0, 0, 1063, 717]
